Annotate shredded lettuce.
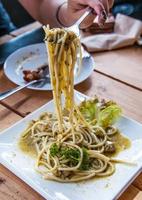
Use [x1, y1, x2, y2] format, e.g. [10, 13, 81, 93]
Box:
[79, 98, 99, 121]
[79, 98, 122, 127]
[98, 104, 122, 127]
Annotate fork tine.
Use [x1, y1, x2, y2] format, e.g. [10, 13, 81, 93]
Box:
[32, 77, 50, 88]
[66, 8, 93, 36]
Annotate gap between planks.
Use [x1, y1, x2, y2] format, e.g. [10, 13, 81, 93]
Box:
[1, 70, 142, 119]
[0, 101, 26, 118]
[94, 69, 142, 92]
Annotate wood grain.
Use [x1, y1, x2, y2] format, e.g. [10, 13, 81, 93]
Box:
[0, 70, 53, 116]
[0, 35, 13, 45]
[133, 173, 142, 190]
[119, 185, 139, 200]
[1, 71, 142, 123]
[93, 46, 142, 90]
[10, 22, 42, 37]
[0, 164, 44, 200]
[0, 70, 16, 92]
[0, 105, 21, 132]
[133, 192, 142, 200]
[0, 163, 140, 200]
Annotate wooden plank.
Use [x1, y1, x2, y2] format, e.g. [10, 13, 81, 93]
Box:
[0, 89, 44, 198]
[0, 75, 44, 198]
[133, 192, 142, 200]
[0, 105, 21, 132]
[133, 173, 142, 190]
[0, 35, 13, 45]
[119, 185, 140, 200]
[0, 70, 21, 131]
[0, 70, 27, 116]
[0, 164, 44, 200]
[0, 69, 53, 116]
[10, 22, 41, 37]
[93, 46, 142, 90]
[1, 71, 142, 123]
[0, 69, 16, 92]
[0, 160, 140, 200]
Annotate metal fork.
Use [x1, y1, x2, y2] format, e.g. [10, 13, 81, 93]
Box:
[66, 7, 93, 36]
[0, 76, 50, 101]
[0, 10, 93, 101]
[67, 8, 93, 60]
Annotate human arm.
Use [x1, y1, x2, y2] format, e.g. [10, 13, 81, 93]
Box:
[19, 0, 114, 27]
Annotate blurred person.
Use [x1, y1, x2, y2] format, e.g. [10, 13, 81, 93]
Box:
[18, 0, 114, 28]
[0, 0, 114, 36]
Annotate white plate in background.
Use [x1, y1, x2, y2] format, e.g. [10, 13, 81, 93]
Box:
[4, 43, 95, 90]
[0, 91, 142, 200]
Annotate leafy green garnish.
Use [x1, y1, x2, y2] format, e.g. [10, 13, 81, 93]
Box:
[50, 144, 80, 166]
[61, 148, 80, 160]
[50, 145, 91, 169]
[50, 143, 59, 157]
[80, 148, 90, 170]
[61, 147, 80, 166]
[79, 98, 99, 121]
[79, 98, 122, 127]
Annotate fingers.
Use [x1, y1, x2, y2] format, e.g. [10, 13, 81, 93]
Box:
[87, 0, 104, 15]
[97, 0, 114, 13]
[67, 0, 114, 28]
[87, 0, 111, 27]
[98, 0, 114, 27]
[98, 10, 107, 27]
[80, 8, 97, 29]
[99, 0, 109, 14]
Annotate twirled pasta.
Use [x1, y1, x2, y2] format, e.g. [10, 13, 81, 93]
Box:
[20, 26, 131, 183]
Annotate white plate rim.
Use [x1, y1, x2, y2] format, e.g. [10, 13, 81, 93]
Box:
[4, 43, 95, 91]
[0, 91, 142, 200]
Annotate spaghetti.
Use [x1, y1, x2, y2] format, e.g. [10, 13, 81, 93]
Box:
[20, 26, 131, 182]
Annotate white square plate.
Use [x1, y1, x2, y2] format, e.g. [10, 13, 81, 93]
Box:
[0, 91, 142, 200]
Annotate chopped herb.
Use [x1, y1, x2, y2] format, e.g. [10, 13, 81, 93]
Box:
[50, 143, 59, 157]
[61, 147, 80, 159]
[50, 145, 91, 169]
[60, 147, 80, 166]
[80, 148, 91, 171]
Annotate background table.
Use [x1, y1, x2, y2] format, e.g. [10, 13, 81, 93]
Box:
[0, 22, 142, 200]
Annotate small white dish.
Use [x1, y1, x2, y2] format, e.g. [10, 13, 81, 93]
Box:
[0, 91, 142, 200]
[4, 43, 95, 90]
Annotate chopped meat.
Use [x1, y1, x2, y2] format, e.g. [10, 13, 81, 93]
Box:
[23, 70, 40, 82]
[104, 141, 116, 153]
[23, 65, 48, 82]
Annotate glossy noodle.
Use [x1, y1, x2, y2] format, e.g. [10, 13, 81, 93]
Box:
[20, 26, 131, 182]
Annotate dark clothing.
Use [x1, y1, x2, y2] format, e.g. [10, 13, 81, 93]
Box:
[113, 0, 142, 20]
[0, 2, 16, 36]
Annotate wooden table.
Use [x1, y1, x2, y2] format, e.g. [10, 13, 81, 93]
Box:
[0, 23, 142, 200]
